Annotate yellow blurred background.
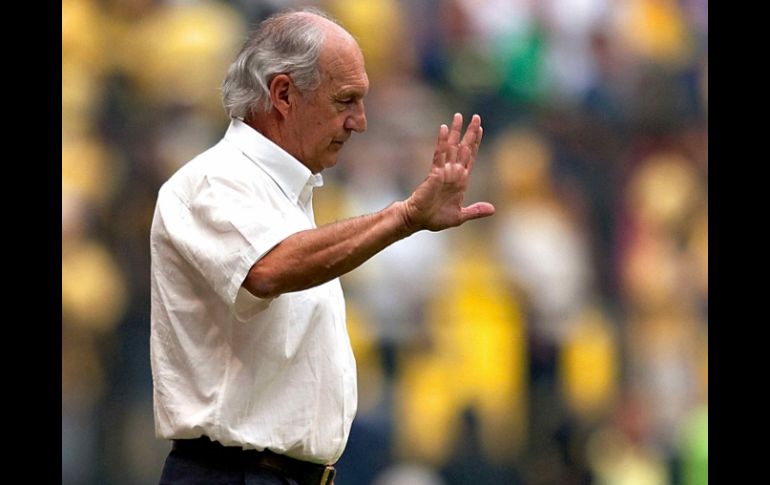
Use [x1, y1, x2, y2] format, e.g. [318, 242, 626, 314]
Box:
[62, 0, 707, 484]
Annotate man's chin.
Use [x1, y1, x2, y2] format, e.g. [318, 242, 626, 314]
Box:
[323, 149, 343, 166]
[308, 156, 338, 174]
[321, 158, 339, 172]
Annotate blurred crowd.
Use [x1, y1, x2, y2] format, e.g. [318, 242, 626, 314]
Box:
[62, 0, 707, 484]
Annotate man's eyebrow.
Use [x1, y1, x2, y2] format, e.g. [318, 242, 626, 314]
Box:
[332, 90, 365, 101]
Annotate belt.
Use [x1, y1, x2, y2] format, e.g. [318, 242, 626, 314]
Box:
[172, 437, 336, 485]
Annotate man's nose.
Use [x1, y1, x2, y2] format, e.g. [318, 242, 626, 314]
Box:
[345, 101, 367, 133]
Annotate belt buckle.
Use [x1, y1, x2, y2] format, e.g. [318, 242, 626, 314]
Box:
[320, 465, 336, 485]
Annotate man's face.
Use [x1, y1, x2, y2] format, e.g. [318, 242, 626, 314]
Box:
[287, 39, 369, 174]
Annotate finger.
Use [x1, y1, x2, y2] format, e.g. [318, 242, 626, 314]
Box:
[466, 126, 483, 172]
[460, 114, 481, 149]
[445, 144, 459, 170]
[472, 120, 483, 157]
[459, 116, 482, 169]
[460, 201, 496, 222]
[457, 144, 472, 170]
[447, 113, 463, 146]
[432, 124, 448, 167]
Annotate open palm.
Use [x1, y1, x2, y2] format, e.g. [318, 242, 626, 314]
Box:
[405, 113, 495, 232]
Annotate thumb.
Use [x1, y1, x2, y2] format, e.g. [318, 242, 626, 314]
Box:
[460, 202, 496, 222]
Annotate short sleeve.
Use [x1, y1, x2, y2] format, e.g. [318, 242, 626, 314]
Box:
[156, 172, 302, 307]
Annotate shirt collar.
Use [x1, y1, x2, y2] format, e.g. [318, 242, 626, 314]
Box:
[223, 118, 323, 205]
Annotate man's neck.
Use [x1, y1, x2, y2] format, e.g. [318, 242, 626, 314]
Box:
[244, 113, 279, 143]
[242, 113, 316, 174]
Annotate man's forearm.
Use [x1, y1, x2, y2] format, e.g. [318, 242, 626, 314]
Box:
[243, 201, 417, 298]
[243, 114, 493, 299]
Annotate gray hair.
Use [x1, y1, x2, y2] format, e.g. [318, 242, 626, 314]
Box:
[221, 8, 339, 118]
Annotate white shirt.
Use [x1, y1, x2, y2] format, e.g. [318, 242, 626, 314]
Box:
[150, 118, 357, 465]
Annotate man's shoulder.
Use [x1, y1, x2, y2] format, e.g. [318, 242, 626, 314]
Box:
[158, 139, 272, 211]
[173, 138, 241, 177]
[160, 138, 257, 197]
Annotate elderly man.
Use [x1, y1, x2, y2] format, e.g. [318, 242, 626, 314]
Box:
[150, 7, 494, 485]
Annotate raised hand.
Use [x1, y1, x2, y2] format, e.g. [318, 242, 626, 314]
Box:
[403, 113, 495, 232]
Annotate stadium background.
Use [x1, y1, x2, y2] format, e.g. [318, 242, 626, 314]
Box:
[61, 0, 708, 483]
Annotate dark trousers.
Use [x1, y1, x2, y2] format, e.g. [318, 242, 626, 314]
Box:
[159, 439, 301, 485]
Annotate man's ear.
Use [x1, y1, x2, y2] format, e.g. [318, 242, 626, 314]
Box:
[269, 74, 293, 118]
